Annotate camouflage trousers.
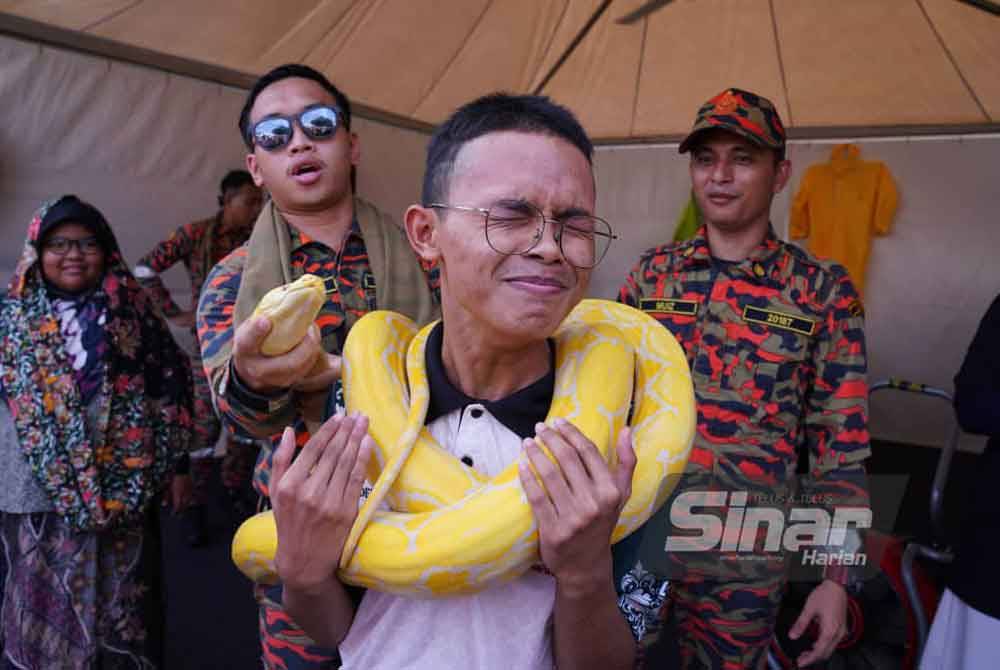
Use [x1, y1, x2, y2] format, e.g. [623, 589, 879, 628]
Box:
[191, 346, 221, 453]
[221, 433, 260, 493]
[189, 349, 259, 503]
[188, 434, 258, 506]
[190, 355, 220, 506]
[665, 575, 785, 670]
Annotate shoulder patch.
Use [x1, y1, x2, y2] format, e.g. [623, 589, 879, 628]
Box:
[781, 243, 854, 303]
[847, 299, 865, 317]
[743, 305, 816, 336]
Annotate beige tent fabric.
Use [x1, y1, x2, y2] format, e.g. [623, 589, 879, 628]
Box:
[630, 0, 789, 138]
[924, 0, 1000, 120]
[1, 0, 996, 139]
[2, 32, 998, 452]
[412, 1, 584, 122]
[774, 0, 986, 126]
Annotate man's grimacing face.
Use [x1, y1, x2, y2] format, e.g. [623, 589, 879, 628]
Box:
[427, 130, 597, 348]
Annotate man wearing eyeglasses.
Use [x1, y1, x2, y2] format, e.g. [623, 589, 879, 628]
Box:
[618, 89, 871, 668]
[196, 64, 438, 669]
[266, 92, 649, 670]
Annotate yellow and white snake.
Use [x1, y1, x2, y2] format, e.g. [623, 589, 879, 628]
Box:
[232, 276, 695, 597]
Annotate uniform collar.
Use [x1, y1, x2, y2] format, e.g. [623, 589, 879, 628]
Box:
[288, 216, 362, 252]
[680, 225, 783, 279]
[424, 323, 554, 439]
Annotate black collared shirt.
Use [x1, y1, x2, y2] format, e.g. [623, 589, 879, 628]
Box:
[424, 323, 554, 439]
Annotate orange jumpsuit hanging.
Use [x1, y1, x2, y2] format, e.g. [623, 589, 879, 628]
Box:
[789, 144, 898, 297]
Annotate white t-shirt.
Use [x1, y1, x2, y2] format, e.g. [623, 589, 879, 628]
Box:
[338, 402, 556, 670]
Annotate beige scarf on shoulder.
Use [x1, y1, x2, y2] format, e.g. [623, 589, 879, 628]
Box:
[232, 197, 439, 427]
[233, 196, 437, 329]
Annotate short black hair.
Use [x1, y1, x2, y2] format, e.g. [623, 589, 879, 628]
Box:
[239, 64, 352, 150]
[220, 170, 254, 196]
[421, 93, 593, 206]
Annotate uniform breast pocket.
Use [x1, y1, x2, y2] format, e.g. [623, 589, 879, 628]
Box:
[645, 313, 698, 367]
[724, 324, 810, 420]
[639, 298, 700, 362]
[746, 329, 811, 422]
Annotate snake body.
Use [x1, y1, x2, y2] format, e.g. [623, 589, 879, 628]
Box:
[232, 278, 695, 597]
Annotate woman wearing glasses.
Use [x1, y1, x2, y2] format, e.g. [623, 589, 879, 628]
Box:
[0, 195, 193, 668]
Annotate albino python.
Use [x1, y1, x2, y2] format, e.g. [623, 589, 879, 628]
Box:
[232, 274, 695, 597]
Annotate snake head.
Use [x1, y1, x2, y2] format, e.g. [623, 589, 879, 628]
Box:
[253, 273, 328, 356]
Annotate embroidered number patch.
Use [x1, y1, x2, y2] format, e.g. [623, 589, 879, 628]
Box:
[742, 305, 816, 336]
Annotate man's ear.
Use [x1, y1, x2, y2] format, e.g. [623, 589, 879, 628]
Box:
[246, 153, 265, 188]
[404, 205, 441, 264]
[773, 158, 792, 195]
[349, 132, 361, 166]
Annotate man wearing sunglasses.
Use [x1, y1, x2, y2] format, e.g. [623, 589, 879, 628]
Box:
[618, 89, 871, 668]
[267, 92, 651, 670]
[196, 64, 438, 669]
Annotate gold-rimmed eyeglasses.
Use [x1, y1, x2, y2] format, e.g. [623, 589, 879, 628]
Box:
[427, 201, 616, 269]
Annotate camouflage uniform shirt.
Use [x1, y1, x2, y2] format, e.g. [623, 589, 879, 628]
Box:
[136, 213, 252, 318]
[197, 217, 439, 670]
[616, 226, 871, 654]
[197, 219, 440, 498]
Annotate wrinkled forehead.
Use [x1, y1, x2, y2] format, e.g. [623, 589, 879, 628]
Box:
[449, 130, 596, 210]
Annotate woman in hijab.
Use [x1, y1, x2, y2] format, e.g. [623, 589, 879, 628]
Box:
[0, 195, 194, 668]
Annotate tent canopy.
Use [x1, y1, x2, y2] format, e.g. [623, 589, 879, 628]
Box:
[1, 0, 998, 141]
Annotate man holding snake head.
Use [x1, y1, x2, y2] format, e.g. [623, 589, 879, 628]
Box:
[268, 94, 666, 669]
[197, 64, 439, 668]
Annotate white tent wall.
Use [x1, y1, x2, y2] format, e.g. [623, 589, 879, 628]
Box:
[3, 34, 996, 454]
[0, 34, 246, 310]
[591, 137, 1000, 453]
[0, 34, 429, 316]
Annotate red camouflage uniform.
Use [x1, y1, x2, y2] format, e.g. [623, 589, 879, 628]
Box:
[197, 218, 439, 670]
[136, 214, 255, 501]
[618, 225, 870, 668]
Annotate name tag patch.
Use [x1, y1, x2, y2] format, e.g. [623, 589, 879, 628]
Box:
[742, 306, 816, 336]
[640, 298, 699, 317]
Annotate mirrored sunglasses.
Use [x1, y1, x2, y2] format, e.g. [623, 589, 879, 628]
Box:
[251, 105, 341, 151]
